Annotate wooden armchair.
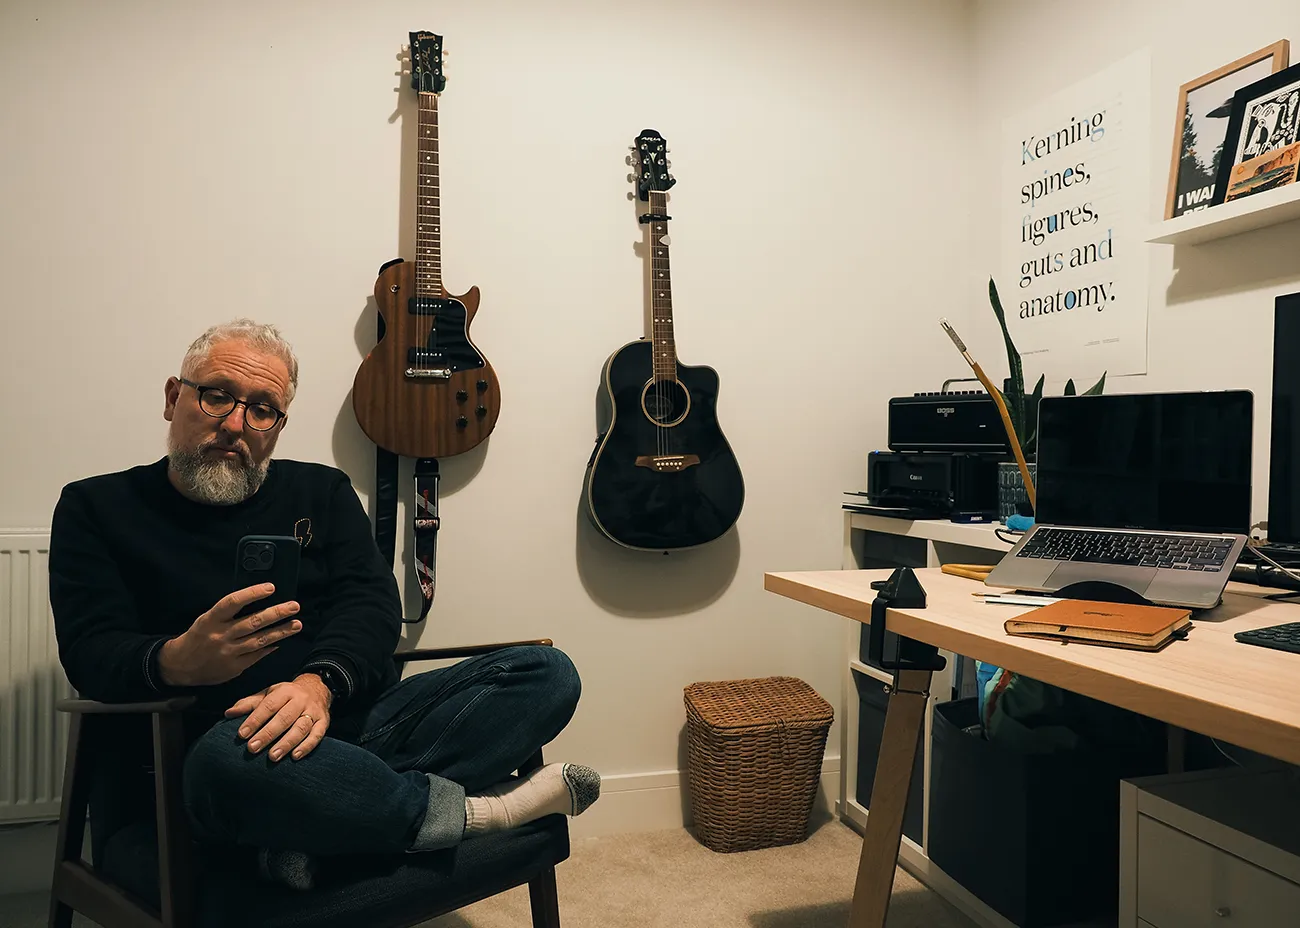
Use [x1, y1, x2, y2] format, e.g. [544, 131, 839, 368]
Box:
[48, 640, 568, 928]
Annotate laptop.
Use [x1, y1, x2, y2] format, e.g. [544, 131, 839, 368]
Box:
[985, 390, 1253, 610]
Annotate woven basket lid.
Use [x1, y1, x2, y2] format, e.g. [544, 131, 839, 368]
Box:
[684, 676, 833, 731]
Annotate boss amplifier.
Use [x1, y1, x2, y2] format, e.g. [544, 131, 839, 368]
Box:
[866, 451, 1001, 520]
[888, 392, 1010, 453]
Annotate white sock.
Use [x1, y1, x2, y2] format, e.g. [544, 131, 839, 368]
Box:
[464, 763, 601, 836]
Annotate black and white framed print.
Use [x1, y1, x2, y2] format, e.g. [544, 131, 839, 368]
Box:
[1164, 41, 1288, 218]
[1214, 61, 1300, 205]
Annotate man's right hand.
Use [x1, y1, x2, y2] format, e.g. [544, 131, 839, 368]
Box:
[158, 584, 302, 687]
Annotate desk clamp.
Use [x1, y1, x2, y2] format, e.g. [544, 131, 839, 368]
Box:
[868, 568, 947, 695]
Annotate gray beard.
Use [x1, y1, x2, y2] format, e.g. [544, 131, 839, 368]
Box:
[167, 438, 270, 505]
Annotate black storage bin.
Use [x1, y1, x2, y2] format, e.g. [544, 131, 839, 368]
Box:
[854, 669, 923, 845]
[928, 698, 1155, 927]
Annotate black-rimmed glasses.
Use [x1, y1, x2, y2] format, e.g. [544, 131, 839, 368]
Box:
[178, 378, 286, 431]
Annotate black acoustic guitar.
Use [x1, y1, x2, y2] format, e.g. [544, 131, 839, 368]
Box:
[583, 130, 745, 550]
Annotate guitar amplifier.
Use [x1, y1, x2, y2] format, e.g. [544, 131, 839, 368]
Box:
[866, 451, 1001, 519]
[888, 392, 1010, 453]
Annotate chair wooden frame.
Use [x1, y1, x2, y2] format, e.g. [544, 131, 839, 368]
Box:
[48, 639, 564, 928]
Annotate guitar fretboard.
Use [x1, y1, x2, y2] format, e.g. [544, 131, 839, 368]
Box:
[416, 92, 442, 296]
[648, 190, 677, 381]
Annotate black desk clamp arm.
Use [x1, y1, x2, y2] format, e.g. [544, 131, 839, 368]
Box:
[867, 568, 948, 687]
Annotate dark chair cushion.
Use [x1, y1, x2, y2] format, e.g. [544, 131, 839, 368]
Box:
[99, 816, 570, 928]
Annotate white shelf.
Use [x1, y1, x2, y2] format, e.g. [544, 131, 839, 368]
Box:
[845, 511, 1010, 551]
[1146, 180, 1300, 246]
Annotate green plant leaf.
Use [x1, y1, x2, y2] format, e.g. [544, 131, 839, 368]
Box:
[1023, 374, 1045, 458]
[988, 278, 1025, 442]
[1083, 372, 1107, 396]
[1064, 379, 1077, 396]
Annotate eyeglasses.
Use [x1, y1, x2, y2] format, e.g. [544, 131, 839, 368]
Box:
[178, 378, 286, 431]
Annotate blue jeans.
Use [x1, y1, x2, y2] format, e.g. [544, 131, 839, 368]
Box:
[183, 645, 581, 855]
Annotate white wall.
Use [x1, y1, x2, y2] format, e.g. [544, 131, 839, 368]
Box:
[969, 0, 1300, 523]
[0, 0, 974, 845]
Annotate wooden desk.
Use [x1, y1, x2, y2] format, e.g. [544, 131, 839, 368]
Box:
[765, 567, 1300, 928]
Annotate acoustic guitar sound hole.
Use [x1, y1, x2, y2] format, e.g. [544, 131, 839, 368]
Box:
[640, 379, 690, 426]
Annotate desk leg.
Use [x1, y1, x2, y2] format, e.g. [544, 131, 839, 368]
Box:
[849, 668, 932, 928]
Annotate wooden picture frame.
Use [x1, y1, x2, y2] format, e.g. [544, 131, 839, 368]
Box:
[1212, 60, 1300, 206]
[1164, 40, 1289, 219]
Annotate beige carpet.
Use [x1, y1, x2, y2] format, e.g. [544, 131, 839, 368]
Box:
[423, 821, 974, 928]
[0, 821, 974, 928]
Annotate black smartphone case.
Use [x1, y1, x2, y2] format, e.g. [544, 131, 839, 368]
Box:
[233, 534, 301, 619]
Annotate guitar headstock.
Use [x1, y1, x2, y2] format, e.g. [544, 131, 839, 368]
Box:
[409, 31, 446, 93]
[632, 129, 674, 201]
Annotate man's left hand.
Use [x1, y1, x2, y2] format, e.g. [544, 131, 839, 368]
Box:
[226, 675, 332, 762]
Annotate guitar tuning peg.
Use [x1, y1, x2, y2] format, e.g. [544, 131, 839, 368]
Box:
[627, 174, 636, 182]
[666, 160, 671, 168]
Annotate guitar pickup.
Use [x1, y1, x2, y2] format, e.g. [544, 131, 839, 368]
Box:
[409, 297, 455, 315]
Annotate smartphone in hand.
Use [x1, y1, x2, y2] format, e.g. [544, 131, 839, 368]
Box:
[233, 535, 301, 620]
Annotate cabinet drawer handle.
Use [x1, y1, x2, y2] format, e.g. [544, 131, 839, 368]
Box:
[1215, 906, 1232, 917]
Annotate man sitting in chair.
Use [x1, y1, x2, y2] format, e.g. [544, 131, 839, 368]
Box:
[49, 319, 599, 889]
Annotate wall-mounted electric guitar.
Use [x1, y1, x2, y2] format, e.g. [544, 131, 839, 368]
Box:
[353, 31, 500, 459]
[583, 129, 745, 550]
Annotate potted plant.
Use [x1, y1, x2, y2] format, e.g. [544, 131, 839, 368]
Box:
[988, 278, 1105, 519]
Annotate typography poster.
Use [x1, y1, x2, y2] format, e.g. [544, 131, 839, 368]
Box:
[1002, 51, 1151, 379]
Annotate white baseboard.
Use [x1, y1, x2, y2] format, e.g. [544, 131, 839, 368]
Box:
[570, 755, 841, 839]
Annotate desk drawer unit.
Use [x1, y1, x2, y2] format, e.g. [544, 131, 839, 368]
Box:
[1137, 817, 1300, 927]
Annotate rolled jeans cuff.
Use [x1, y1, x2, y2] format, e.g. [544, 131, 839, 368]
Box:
[409, 773, 467, 851]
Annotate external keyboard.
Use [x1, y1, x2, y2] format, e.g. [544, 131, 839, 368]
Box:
[1015, 527, 1234, 571]
[1236, 622, 1300, 655]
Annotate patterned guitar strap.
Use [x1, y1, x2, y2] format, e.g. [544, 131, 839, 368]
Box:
[374, 448, 439, 624]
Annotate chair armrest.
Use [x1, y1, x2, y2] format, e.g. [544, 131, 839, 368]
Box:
[57, 697, 196, 715]
[394, 639, 553, 665]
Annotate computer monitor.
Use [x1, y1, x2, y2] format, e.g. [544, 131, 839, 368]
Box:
[1036, 391, 1253, 534]
[1269, 292, 1300, 544]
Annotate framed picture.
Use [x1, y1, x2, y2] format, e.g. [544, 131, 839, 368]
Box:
[1165, 40, 1289, 218]
[1213, 60, 1300, 206]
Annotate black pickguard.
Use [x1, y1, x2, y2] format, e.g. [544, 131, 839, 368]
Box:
[407, 296, 485, 373]
[584, 340, 744, 550]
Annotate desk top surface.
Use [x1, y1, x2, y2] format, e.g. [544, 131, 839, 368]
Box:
[766, 568, 1300, 766]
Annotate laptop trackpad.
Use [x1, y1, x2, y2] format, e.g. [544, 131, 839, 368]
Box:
[1044, 562, 1157, 599]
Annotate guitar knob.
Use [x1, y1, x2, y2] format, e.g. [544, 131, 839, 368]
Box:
[456, 416, 468, 429]
[476, 379, 488, 393]
[476, 404, 487, 418]
[456, 389, 468, 402]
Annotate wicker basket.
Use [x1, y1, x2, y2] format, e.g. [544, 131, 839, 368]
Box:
[684, 676, 834, 853]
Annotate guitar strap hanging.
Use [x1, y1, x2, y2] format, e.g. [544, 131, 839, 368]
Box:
[373, 448, 440, 624]
[372, 301, 439, 624]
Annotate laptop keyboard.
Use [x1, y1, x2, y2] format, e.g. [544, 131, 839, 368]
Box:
[1015, 527, 1235, 571]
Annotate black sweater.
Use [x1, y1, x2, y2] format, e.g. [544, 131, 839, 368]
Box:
[49, 458, 401, 743]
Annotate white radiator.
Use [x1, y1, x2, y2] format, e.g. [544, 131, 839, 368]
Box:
[1, 532, 73, 824]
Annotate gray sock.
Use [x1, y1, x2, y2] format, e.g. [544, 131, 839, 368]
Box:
[464, 763, 601, 836]
[257, 847, 316, 891]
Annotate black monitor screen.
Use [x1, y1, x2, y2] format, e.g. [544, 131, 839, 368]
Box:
[1035, 391, 1253, 534]
[1269, 293, 1300, 543]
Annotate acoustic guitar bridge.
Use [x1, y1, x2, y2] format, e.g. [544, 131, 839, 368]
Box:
[635, 454, 701, 472]
[638, 213, 672, 224]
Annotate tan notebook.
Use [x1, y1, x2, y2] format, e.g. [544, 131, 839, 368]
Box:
[1004, 599, 1193, 652]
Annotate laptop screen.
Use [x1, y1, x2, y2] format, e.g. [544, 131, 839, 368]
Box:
[1035, 391, 1253, 534]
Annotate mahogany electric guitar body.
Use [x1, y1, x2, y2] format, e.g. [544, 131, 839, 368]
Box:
[353, 261, 499, 459]
[352, 31, 500, 460]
